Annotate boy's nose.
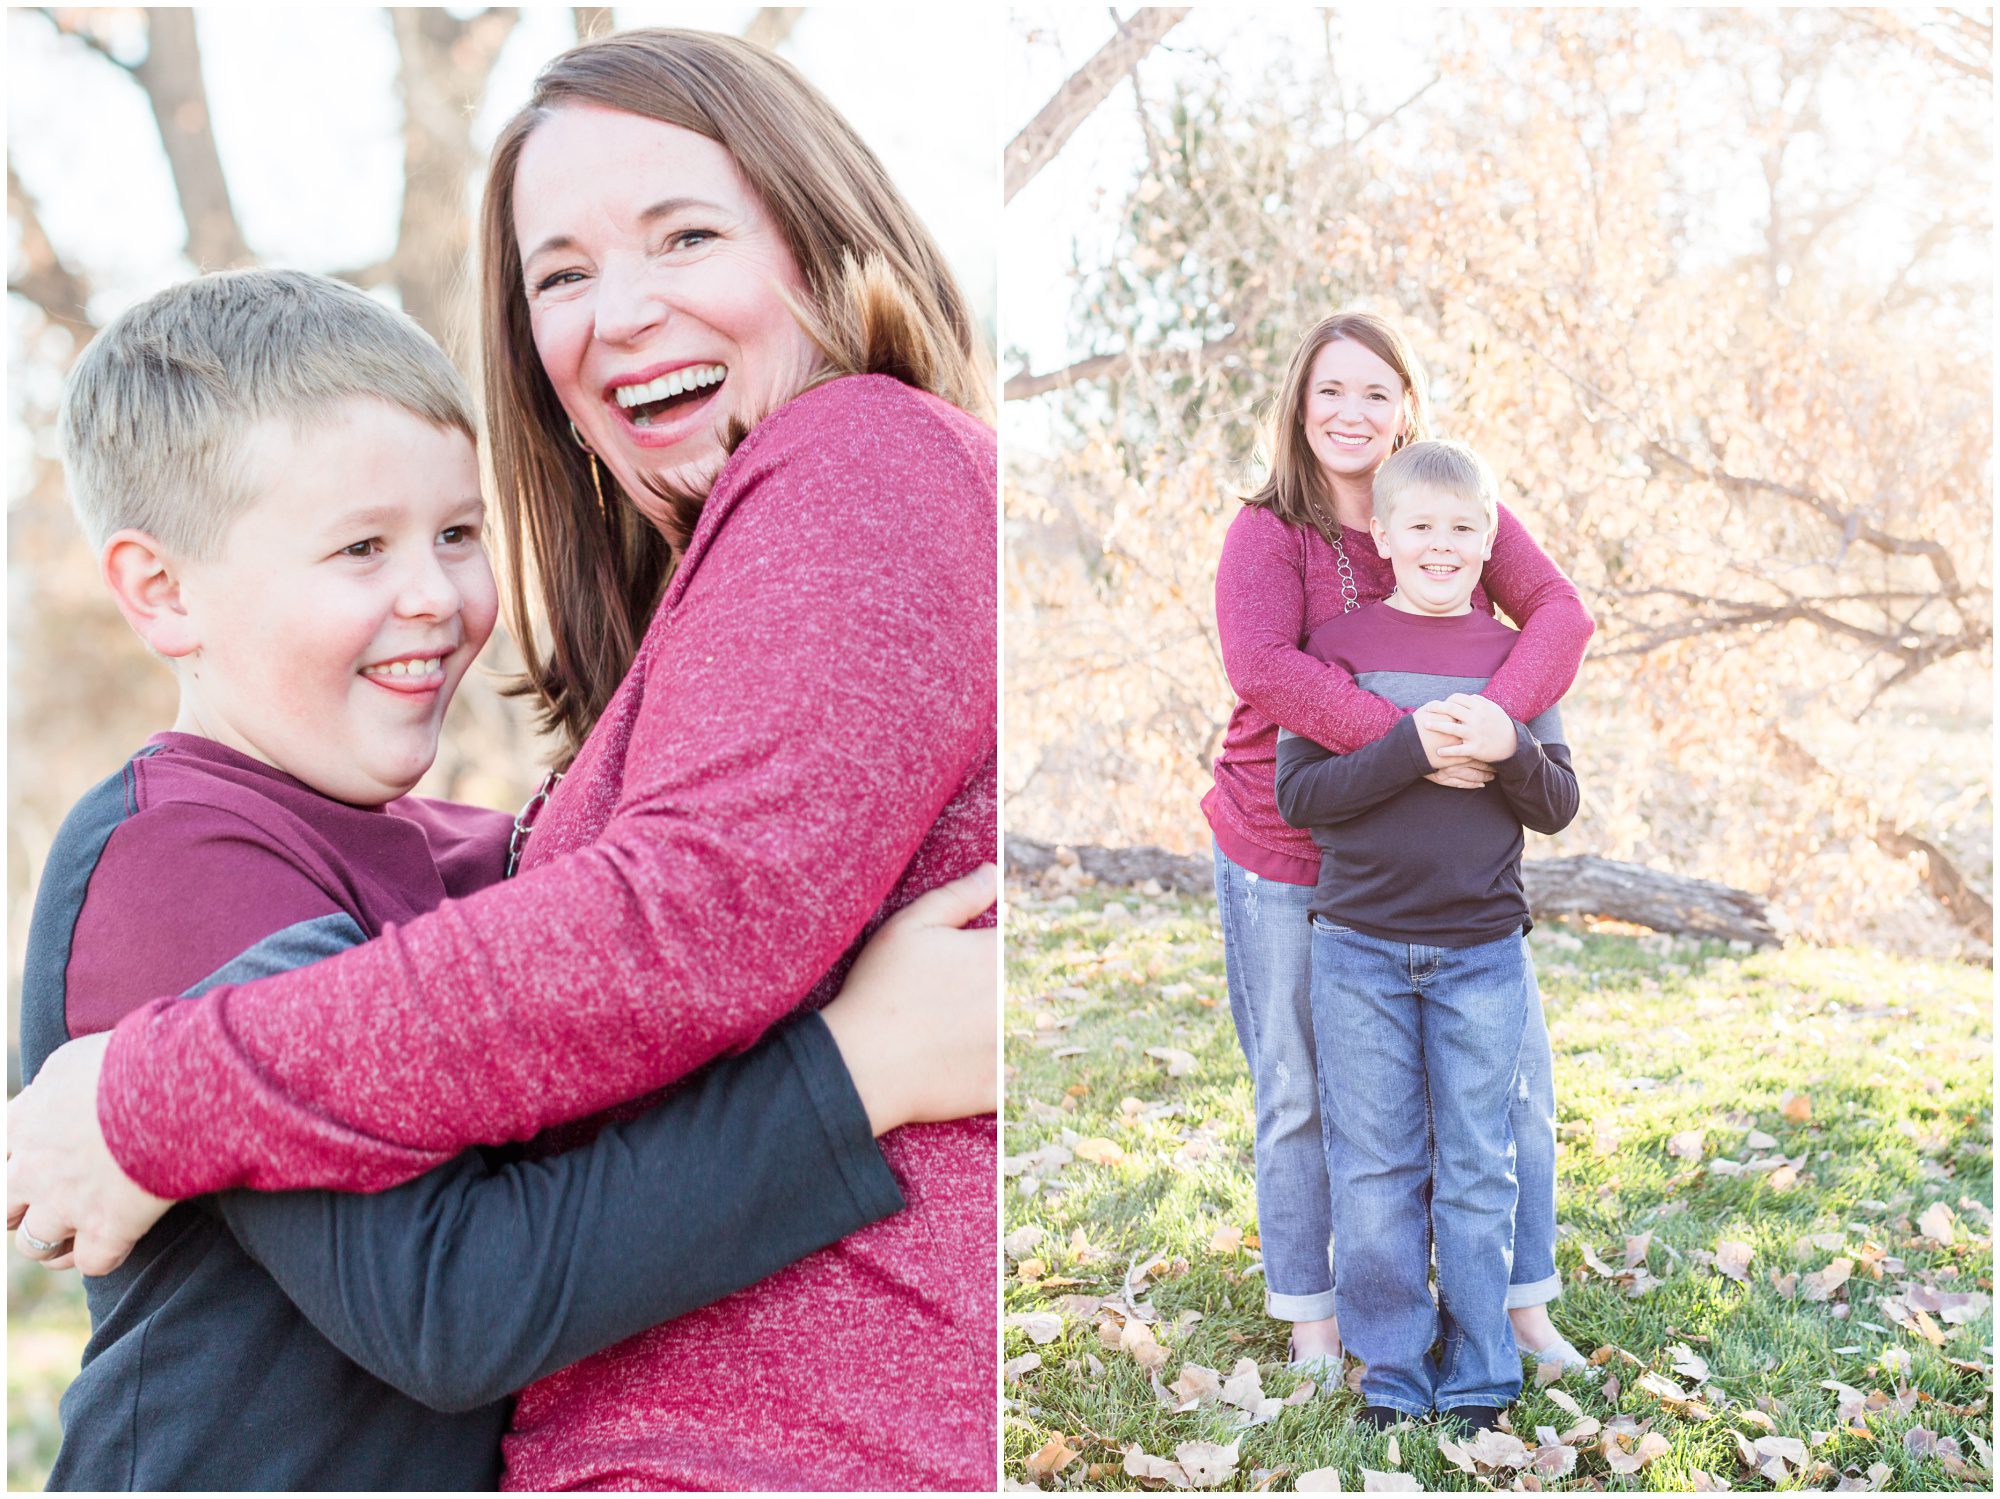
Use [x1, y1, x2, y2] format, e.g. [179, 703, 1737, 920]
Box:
[397, 557, 462, 618]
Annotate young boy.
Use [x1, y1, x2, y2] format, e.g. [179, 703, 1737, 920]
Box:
[1273, 438, 1579, 1433]
[21, 268, 971, 1489]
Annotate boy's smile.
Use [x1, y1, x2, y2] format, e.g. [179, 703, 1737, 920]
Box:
[1371, 482, 1495, 618]
[165, 398, 496, 805]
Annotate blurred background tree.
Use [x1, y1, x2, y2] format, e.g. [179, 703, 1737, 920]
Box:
[1005, 7, 1990, 960]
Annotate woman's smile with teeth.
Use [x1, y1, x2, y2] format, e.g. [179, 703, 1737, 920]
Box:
[613, 364, 727, 426]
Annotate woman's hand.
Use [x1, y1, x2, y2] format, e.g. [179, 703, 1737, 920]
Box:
[1440, 693, 1520, 763]
[8, 1031, 176, 1276]
[1413, 700, 1498, 789]
[819, 863, 998, 1135]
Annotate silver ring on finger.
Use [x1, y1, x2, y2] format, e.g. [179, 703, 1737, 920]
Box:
[21, 1227, 69, 1256]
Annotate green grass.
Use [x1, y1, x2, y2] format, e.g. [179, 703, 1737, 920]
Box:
[1003, 887, 1993, 1492]
[9, 1255, 88, 1491]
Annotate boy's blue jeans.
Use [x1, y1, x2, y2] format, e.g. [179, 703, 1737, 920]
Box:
[1310, 917, 1530, 1415]
[1211, 845, 1559, 1322]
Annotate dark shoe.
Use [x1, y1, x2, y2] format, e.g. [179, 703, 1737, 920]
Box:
[1355, 1404, 1404, 1431]
[1441, 1405, 1503, 1432]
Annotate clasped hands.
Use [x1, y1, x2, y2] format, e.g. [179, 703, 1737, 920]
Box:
[1416, 692, 1517, 789]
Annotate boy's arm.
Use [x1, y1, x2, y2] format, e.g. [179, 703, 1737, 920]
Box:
[222, 1010, 901, 1413]
[1474, 503, 1595, 724]
[1490, 720, 1580, 837]
[1272, 719, 1433, 828]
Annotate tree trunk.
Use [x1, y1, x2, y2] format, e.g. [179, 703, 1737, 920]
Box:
[131, 9, 253, 271]
[1005, 8, 1190, 203]
[388, 7, 521, 371]
[1005, 837, 1782, 946]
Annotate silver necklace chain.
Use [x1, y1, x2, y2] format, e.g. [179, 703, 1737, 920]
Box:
[1326, 521, 1360, 614]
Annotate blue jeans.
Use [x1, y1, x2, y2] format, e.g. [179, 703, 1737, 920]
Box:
[1213, 846, 1336, 1320]
[1212, 845, 1560, 1324]
[1311, 919, 1529, 1415]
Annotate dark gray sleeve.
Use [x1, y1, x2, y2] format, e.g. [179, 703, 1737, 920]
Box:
[1492, 724, 1579, 836]
[1273, 716, 1434, 828]
[220, 1011, 903, 1413]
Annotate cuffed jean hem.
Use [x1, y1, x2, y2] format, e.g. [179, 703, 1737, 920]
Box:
[1505, 1273, 1562, 1310]
[1266, 1287, 1339, 1322]
[1442, 1393, 1521, 1414]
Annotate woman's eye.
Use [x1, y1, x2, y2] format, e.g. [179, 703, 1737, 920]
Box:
[668, 228, 718, 251]
[531, 269, 585, 293]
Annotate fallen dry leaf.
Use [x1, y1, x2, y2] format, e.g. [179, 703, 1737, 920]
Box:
[1006, 1312, 1064, 1345]
[1123, 1444, 1189, 1488]
[1802, 1258, 1853, 1302]
[1535, 1359, 1566, 1387]
[1669, 1343, 1711, 1382]
[1173, 1362, 1223, 1404]
[1756, 1435, 1809, 1465]
[1026, 1434, 1080, 1478]
[1145, 1045, 1198, 1078]
[1211, 1225, 1244, 1254]
[1176, 1440, 1239, 1488]
[1747, 1128, 1778, 1150]
[1004, 1225, 1047, 1259]
[1668, 1128, 1706, 1159]
[1780, 1091, 1813, 1124]
[1003, 1352, 1041, 1381]
[1546, 1388, 1582, 1418]
[1285, 1380, 1317, 1406]
[1359, 1471, 1419, 1491]
[1220, 1358, 1266, 1412]
[1917, 1202, 1956, 1244]
[1384, 1435, 1399, 1467]
[1073, 1136, 1126, 1165]
[1715, 1239, 1755, 1283]
[1294, 1467, 1344, 1491]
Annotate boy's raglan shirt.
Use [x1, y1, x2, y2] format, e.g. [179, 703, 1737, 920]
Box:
[1272, 603, 1579, 946]
[21, 731, 903, 1491]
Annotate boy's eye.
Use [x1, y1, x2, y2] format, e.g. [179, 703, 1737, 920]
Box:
[339, 539, 382, 559]
[439, 524, 479, 546]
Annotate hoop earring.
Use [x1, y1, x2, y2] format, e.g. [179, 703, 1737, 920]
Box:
[568, 420, 608, 511]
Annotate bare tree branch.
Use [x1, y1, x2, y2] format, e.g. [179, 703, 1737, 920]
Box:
[129, 10, 255, 270]
[1006, 7, 1190, 203]
[36, 7, 135, 73]
[1004, 329, 1243, 401]
[743, 9, 805, 50]
[572, 8, 613, 41]
[7, 163, 96, 340]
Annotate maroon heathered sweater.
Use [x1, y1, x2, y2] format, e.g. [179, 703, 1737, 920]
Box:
[97, 375, 998, 1491]
[1203, 502, 1593, 883]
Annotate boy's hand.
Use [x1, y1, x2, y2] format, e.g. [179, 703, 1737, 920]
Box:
[820, 863, 997, 1135]
[7, 1031, 175, 1277]
[1439, 693, 1520, 763]
[1413, 702, 1477, 770]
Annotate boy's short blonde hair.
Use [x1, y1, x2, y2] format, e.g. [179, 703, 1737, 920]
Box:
[59, 268, 475, 559]
[1372, 438, 1499, 534]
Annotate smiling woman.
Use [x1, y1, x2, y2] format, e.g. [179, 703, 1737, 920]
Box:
[9, 23, 999, 1496]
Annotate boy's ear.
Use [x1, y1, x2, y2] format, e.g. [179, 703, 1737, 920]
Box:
[100, 529, 200, 658]
[1369, 514, 1393, 558]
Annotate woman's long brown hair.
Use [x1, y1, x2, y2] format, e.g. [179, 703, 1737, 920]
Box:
[479, 28, 993, 762]
[1243, 311, 1432, 544]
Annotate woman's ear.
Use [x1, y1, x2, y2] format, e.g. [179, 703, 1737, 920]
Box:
[101, 530, 199, 658]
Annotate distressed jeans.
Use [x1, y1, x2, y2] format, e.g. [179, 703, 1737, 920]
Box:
[1212, 845, 1561, 1324]
[1311, 919, 1530, 1416]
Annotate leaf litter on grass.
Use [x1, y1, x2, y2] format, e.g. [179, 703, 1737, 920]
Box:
[1003, 896, 1992, 1490]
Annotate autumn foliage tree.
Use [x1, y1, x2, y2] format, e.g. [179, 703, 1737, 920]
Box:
[1005, 9, 1991, 957]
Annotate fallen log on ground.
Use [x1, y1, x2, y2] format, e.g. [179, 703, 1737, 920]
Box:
[1004, 837, 1781, 948]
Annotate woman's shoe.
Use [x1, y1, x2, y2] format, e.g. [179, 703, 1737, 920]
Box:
[1286, 1332, 1344, 1382]
[1521, 1337, 1594, 1376]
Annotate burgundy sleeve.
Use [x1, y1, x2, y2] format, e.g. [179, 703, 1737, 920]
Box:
[98, 393, 996, 1198]
[67, 803, 347, 1036]
[1474, 504, 1595, 724]
[1214, 506, 1405, 754]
